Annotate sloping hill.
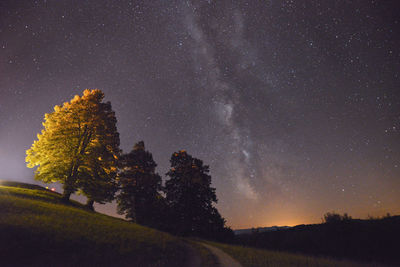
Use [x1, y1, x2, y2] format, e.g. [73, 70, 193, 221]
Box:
[1, 181, 383, 267]
[0, 181, 189, 266]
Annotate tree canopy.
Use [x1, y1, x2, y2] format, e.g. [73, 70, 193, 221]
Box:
[117, 141, 163, 227]
[26, 89, 120, 205]
[164, 150, 232, 239]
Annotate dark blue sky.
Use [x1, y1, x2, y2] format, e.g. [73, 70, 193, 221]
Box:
[1, 0, 399, 228]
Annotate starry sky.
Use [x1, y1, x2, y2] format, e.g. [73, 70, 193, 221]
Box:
[1, 0, 399, 229]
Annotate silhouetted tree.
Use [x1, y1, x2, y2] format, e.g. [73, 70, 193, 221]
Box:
[26, 89, 120, 202]
[117, 141, 163, 227]
[77, 155, 118, 210]
[323, 212, 352, 224]
[164, 150, 232, 240]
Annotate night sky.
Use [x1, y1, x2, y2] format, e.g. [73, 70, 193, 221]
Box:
[1, 0, 399, 229]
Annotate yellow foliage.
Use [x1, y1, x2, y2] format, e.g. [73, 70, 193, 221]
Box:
[25, 89, 119, 186]
[72, 95, 80, 102]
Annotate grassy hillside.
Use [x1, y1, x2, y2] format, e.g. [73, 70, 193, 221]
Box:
[0, 181, 190, 266]
[204, 241, 368, 267]
[1, 181, 387, 267]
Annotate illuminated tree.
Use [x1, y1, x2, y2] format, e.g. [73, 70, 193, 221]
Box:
[117, 141, 163, 227]
[26, 89, 120, 203]
[164, 150, 232, 239]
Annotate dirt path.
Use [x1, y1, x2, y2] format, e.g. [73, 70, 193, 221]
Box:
[200, 243, 243, 267]
[183, 243, 202, 267]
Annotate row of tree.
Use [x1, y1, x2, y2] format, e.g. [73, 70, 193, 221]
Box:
[26, 89, 232, 240]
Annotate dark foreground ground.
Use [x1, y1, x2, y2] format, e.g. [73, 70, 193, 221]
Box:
[235, 216, 400, 266]
[0, 181, 391, 266]
[0, 181, 190, 266]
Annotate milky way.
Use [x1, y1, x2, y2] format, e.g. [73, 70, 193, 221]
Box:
[1, 0, 399, 228]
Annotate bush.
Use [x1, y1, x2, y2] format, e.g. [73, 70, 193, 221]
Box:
[323, 212, 352, 224]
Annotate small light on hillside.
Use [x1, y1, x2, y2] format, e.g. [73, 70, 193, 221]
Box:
[51, 188, 56, 192]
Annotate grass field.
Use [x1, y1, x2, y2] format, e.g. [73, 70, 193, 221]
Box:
[0, 182, 190, 266]
[203, 241, 372, 267]
[0, 181, 381, 267]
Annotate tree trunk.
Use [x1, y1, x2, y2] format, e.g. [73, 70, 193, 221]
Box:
[61, 189, 72, 203]
[86, 199, 95, 211]
[132, 196, 137, 223]
[62, 160, 80, 203]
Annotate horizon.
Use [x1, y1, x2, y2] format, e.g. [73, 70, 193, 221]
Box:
[0, 178, 396, 230]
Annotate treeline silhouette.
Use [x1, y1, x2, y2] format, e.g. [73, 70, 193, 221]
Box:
[116, 141, 234, 241]
[235, 212, 400, 265]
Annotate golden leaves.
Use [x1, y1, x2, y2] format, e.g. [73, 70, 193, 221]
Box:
[25, 89, 119, 187]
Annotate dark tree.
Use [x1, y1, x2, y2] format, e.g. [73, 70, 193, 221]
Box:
[323, 212, 352, 224]
[117, 141, 163, 227]
[164, 150, 233, 240]
[77, 100, 120, 210]
[77, 155, 118, 211]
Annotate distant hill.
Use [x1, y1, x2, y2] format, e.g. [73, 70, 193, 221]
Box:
[0, 181, 191, 266]
[235, 216, 400, 266]
[234, 226, 291, 235]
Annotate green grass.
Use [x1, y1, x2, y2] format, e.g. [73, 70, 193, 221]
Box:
[203, 241, 369, 267]
[0, 181, 378, 267]
[0, 183, 190, 267]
